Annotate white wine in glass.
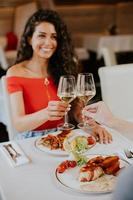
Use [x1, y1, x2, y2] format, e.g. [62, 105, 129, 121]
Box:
[57, 75, 76, 130]
[59, 94, 75, 104]
[76, 73, 96, 130]
[77, 91, 96, 106]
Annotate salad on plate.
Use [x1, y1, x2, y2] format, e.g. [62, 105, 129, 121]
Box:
[63, 134, 96, 154]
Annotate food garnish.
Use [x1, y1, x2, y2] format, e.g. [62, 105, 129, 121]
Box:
[71, 151, 88, 166]
[87, 136, 95, 145]
[56, 160, 77, 173]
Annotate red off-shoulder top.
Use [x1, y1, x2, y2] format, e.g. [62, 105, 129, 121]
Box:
[7, 76, 63, 131]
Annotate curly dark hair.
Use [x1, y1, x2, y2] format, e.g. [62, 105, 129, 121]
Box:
[16, 9, 81, 85]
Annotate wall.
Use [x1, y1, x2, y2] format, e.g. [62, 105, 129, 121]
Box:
[0, 7, 14, 36]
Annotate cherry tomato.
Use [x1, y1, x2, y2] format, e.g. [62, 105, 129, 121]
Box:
[56, 160, 77, 173]
[87, 136, 95, 145]
[68, 160, 77, 168]
[56, 164, 66, 173]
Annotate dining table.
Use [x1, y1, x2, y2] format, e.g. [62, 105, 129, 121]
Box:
[0, 127, 133, 200]
[82, 34, 133, 58]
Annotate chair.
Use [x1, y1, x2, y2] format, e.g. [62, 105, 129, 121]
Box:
[99, 47, 117, 66]
[98, 64, 133, 121]
[1, 76, 16, 140]
[0, 46, 9, 70]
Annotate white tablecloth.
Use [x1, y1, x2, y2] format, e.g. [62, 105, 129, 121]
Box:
[83, 34, 133, 58]
[0, 128, 133, 200]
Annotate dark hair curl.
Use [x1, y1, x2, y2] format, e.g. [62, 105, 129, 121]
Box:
[16, 9, 81, 85]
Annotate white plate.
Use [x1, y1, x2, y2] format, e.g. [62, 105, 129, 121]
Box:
[35, 129, 94, 156]
[55, 154, 129, 194]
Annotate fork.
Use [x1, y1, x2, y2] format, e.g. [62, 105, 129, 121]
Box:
[130, 150, 133, 155]
[124, 149, 133, 159]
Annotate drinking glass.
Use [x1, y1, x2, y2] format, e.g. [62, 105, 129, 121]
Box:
[57, 75, 76, 130]
[76, 73, 96, 130]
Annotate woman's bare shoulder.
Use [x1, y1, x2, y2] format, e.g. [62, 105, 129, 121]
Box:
[6, 62, 26, 77]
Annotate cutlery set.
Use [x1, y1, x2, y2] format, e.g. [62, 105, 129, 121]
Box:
[4, 144, 21, 162]
[124, 149, 133, 159]
[0, 141, 30, 167]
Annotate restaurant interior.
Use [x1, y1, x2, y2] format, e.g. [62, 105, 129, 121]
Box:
[0, 1, 133, 134]
[1, 1, 133, 200]
[1, 0, 133, 141]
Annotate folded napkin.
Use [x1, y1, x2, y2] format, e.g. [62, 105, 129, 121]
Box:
[116, 150, 133, 165]
[0, 141, 30, 167]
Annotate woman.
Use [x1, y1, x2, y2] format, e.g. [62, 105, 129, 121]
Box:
[7, 9, 78, 139]
[6, 9, 111, 142]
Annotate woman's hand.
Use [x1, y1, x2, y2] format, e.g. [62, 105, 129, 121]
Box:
[45, 100, 70, 121]
[86, 120, 112, 144]
[91, 123, 112, 144]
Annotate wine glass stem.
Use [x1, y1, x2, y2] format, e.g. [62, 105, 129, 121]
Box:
[83, 101, 88, 127]
[64, 111, 69, 127]
[83, 120, 87, 127]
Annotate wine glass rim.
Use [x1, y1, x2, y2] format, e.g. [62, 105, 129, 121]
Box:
[60, 75, 75, 78]
[78, 73, 93, 76]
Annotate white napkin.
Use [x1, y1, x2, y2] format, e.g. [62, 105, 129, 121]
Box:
[116, 150, 133, 165]
[0, 141, 30, 167]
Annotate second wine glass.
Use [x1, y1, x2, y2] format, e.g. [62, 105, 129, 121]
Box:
[76, 73, 96, 130]
[57, 75, 76, 130]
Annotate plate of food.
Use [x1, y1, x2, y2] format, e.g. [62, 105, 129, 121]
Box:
[35, 129, 96, 156]
[55, 154, 128, 194]
[35, 129, 73, 156]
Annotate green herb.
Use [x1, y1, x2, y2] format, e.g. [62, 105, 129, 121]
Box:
[71, 151, 88, 166]
[77, 156, 88, 166]
[74, 136, 88, 153]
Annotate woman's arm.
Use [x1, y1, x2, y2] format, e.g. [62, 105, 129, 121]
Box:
[83, 101, 133, 135]
[110, 117, 133, 135]
[10, 91, 68, 132]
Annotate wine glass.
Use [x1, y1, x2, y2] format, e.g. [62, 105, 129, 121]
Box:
[57, 75, 76, 130]
[76, 73, 96, 130]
